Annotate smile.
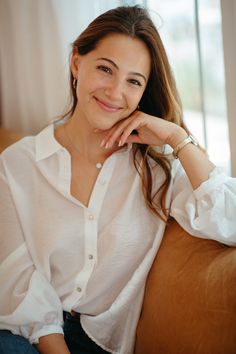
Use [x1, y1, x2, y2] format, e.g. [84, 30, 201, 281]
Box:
[94, 97, 121, 112]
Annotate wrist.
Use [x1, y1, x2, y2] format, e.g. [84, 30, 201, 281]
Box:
[172, 134, 199, 158]
[167, 126, 188, 149]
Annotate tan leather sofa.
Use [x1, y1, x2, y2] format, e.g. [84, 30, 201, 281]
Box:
[1, 127, 236, 354]
[135, 219, 236, 354]
[0, 127, 23, 152]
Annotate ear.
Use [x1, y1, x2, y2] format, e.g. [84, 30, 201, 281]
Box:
[70, 47, 81, 79]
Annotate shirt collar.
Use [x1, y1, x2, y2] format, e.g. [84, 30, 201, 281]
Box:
[35, 123, 133, 161]
[35, 124, 63, 161]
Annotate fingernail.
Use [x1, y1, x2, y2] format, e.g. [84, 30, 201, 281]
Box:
[118, 140, 123, 147]
[100, 139, 105, 147]
[105, 142, 109, 149]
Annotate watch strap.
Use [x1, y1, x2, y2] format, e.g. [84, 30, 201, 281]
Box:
[173, 135, 198, 159]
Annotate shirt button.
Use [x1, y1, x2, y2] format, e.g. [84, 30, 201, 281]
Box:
[77, 287, 82, 292]
[88, 214, 94, 220]
[88, 254, 93, 260]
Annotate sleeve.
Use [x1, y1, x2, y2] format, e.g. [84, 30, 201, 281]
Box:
[170, 163, 236, 246]
[0, 159, 64, 344]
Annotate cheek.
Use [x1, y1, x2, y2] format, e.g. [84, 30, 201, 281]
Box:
[76, 76, 99, 97]
[127, 90, 144, 107]
[85, 75, 109, 93]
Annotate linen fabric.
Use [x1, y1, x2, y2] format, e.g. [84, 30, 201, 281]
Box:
[0, 124, 235, 354]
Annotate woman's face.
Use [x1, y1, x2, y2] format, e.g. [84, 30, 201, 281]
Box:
[71, 33, 151, 131]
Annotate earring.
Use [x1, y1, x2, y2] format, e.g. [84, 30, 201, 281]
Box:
[73, 78, 77, 89]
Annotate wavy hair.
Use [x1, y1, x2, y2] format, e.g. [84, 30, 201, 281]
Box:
[64, 5, 189, 221]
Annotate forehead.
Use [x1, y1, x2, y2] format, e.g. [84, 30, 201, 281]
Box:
[90, 33, 151, 75]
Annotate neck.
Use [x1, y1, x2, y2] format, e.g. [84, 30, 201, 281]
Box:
[65, 112, 118, 161]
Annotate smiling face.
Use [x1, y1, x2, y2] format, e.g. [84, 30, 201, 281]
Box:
[70, 33, 151, 131]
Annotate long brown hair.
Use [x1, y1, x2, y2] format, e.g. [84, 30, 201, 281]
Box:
[65, 5, 189, 221]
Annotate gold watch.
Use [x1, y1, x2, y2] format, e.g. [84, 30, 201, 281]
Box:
[173, 134, 198, 159]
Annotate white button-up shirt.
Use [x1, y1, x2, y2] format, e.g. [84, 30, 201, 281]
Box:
[0, 124, 236, 354]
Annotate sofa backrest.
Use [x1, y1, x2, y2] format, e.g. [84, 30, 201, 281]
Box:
[0, 127, 24, 152]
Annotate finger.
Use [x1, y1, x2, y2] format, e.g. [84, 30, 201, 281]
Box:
[118, 119, 143, 146]
[103, 118, 133, 148]
[100, 124, 123, 148]
[101, 111, 141, 148]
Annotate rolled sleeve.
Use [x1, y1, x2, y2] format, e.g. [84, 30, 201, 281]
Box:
[0, 253, 64, 343]
[170, 165, 236, 246]
[29, 324, 64, 344]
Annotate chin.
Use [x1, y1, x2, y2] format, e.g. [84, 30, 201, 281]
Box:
[92, 116, 124, 131]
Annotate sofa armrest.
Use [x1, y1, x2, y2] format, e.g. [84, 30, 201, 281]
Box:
[135, 219, 236, 354]
[0, 127, 24, 152]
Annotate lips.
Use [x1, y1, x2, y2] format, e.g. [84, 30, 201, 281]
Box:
[94, 97, 121, 112]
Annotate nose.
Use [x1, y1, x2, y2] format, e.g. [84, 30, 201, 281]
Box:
[104, 78, 124, 101]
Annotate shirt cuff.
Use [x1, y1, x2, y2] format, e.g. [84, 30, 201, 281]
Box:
[193, 166, 228, 200]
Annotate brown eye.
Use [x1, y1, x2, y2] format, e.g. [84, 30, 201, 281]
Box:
[97, 65, 112, 74]
[128, 79, 142, 87]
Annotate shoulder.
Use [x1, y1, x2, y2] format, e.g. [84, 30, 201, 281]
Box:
[0, 124, 58, 167]
[1, 135, 36, 165]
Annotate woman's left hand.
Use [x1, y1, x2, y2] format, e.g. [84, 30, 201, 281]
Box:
[100, 110, 186, 149]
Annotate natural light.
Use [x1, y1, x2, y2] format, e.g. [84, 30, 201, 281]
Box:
[147, 0, 230, 174]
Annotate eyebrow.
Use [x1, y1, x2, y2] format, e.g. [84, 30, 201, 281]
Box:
[96, 57, 147, 82]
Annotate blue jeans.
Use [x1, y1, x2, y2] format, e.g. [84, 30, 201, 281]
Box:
[0, 312, 109, 354]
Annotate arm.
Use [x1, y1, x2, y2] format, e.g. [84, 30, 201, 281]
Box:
[36, 334, 70, 354]
[99, 111, 215, 189]
[0, 159, 65, 347]
[166, 124, 215, 189]
[98, 111, 236, 245]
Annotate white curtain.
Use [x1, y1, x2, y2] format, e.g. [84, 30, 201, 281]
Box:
[0, 0, 121, 134]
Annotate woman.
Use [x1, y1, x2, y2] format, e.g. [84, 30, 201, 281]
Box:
[0, 5, 235, 354]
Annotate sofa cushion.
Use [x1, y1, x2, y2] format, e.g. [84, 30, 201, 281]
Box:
[135, 219, 236, 354]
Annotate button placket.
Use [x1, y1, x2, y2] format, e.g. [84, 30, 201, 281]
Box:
[74, 157, 116, 305]
[73, 210, 97, 299]
[88, 154, 116, 217]
[85, 211, 97, 264]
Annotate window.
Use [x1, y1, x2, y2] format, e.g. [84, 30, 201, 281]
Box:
[146, 0, 230, 173]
